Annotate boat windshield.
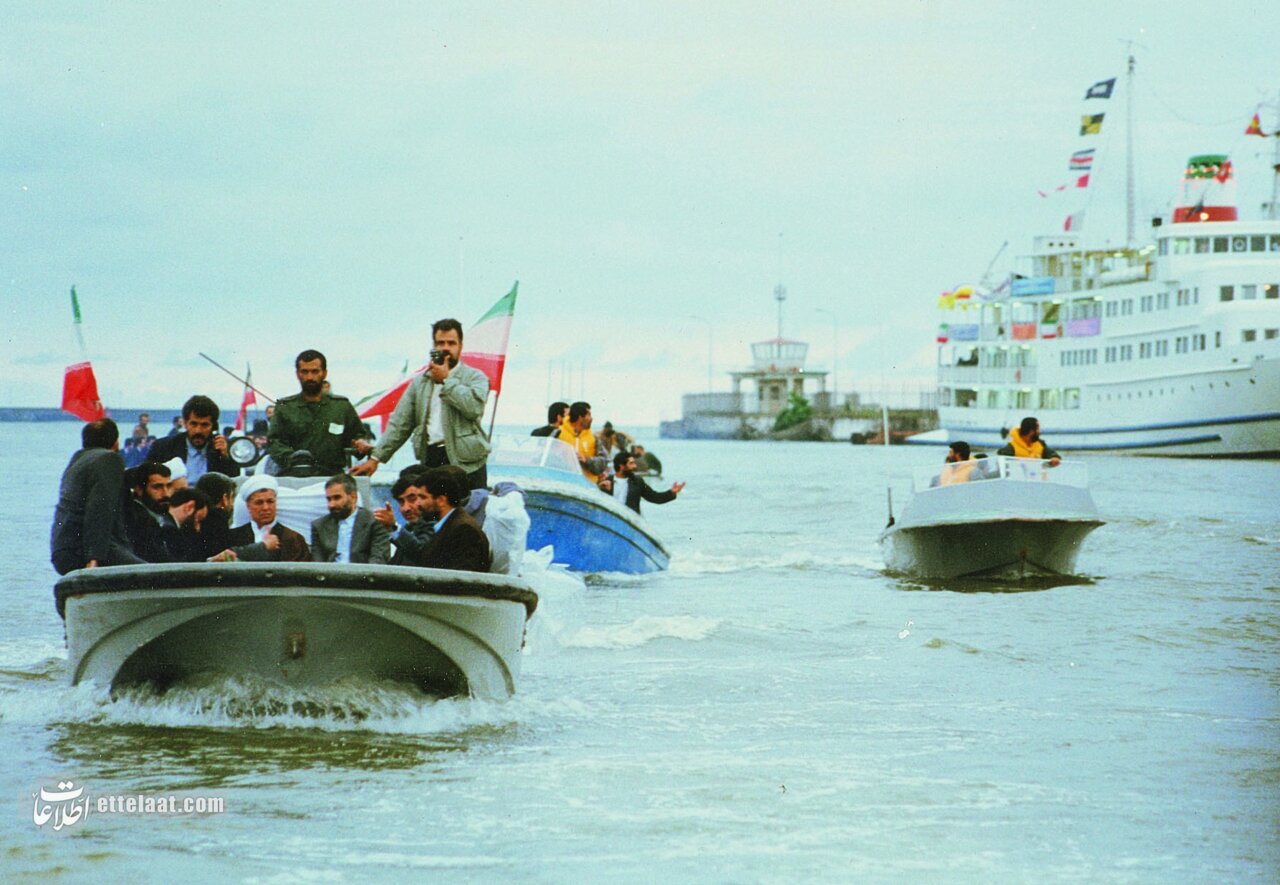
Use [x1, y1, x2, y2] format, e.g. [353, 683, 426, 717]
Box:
[912, 456, 1089, 493]
[489, 434, 584, 478]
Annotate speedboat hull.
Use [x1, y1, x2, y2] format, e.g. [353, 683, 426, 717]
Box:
[879, 457, 1104, 579]
[57, 563, 538, 700]
[522, 482, 670, 574]
[881, 517, 1103, 578]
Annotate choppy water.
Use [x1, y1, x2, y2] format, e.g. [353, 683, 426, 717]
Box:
[2, 422, 1277, 881]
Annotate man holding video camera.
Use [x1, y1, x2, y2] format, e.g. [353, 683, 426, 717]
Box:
[351, 318, 492, 489]
[146, 394, 240, 483]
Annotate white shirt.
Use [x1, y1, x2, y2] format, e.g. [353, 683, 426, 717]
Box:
[252, 520, 277, 543]
[612, 475, 628, 504]
[334, 512, 356, 563]
[426, 382, 445, 445]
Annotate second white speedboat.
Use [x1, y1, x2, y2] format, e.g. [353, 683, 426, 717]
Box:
[879, 456, 1104, 579]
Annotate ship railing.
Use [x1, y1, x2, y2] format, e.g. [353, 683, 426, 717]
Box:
[913, 456, 1089, 493]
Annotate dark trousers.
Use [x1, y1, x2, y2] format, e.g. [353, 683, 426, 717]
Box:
[422, 444, 488, 490]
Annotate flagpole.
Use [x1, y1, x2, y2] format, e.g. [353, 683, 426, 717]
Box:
[199, 352, 277, 403]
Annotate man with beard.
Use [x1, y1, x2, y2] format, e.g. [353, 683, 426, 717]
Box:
[194, 471, 238, 558]
[124, 460, 173, 561]
[416, 467, 491, 573]
[147, 395, 239, 483]
[211, 475, 310, 562]
[51, 418, 146, 577]
[997, 416, 1062, 466]
[160, 486, 211, 562]
[268, 350, 372, 476]
[310, 474, 389, 564]
[559, 401, 604, 483]
[599, 451, 685, 516]
[351, 319, 491, 489]
[530, 401, 569, 438]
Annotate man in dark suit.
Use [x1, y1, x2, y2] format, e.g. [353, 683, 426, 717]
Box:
[310, 474, 390, 564]
[123, 461, 173, 561]
[600, 451, 685, 515]
[416, 467, 491, 573]
[211, 475, 311, 562]
[51, 418, 147, 579]
[530, 401, 569, 437]
[147, 394, 240, 483]
[372, 471, 437, 566]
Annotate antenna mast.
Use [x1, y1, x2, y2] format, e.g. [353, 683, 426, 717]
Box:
[774, 232, 787, 340]
[1118, 40, 1148, 246]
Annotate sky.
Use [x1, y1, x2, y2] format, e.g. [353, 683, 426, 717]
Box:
[4, 1, 1278, 427]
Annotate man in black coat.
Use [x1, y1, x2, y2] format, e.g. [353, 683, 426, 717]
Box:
[51, 419, 146, 577]
[123, 461, 174, 561]
[417, 467, 490, 573]
[146, 394, 240, 483]
[600, 451, 685, 515]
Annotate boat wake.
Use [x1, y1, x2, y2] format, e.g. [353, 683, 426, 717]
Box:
[560, 615, 721, 650]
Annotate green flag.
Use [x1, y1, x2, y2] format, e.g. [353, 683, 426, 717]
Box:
[70, 286, 82, 324]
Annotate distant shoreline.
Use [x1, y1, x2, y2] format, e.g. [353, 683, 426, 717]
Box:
[0, 407, 188, 423]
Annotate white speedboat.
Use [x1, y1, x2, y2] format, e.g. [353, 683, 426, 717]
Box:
[879, 456, 1104, 579]
[55, 474, 538, 700]
[56, 562, 537, 700]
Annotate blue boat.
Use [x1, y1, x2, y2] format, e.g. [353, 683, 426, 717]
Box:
[489, 436, 670, 574]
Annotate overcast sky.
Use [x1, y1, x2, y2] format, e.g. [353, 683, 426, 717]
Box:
[4, 1, 1277, 426]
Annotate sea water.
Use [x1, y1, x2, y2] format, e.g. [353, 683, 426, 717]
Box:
[1, 421, 1276, 881]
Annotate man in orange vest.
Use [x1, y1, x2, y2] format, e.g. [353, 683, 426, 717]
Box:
[998, 417, 1061, 466]
[939, 440, 976, 485]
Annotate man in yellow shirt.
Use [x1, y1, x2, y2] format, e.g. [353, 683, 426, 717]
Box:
[998, 417, 1061, 465]
[559, 401, 602, 482]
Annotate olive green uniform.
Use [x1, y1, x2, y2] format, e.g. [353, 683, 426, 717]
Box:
[267, 393, 365, 476]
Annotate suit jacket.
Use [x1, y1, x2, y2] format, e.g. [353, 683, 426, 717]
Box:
[624, 475, 677, 515]
[371, 362, 491, 472]
[421, 509, 491, 573]
[124, 498, 173, 562]
[50, 448, 145, 575]
[146, 432, 241, 477]
[389, 518, 435, 566]
[228, 522, 311, 562]
[310, 508, 390, 564]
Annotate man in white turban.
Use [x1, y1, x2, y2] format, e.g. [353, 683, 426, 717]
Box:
[209, 475, 310, 562]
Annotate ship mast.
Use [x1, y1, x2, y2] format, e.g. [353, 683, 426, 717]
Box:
[1124, 50, 1138, 247]
[774, 231, 786, 340]
[1270, 91, 1280, 220]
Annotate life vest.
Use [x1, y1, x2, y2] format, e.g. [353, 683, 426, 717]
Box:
[559, 425, 600, 482]
[939, 460, 975, 485]
[1007, 428, 1045, 459]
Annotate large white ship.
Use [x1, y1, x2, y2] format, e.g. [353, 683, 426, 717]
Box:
[918, 68, 1280, 457]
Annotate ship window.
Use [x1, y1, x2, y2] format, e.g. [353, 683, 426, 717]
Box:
[1271, 235, 1280, 251]
[1064, 388, 1081, 409]
[1156, 340, 1168, 356]
[1159, 239, 1168, 256]
[982, 390, 1001, 408]
[1174, 237, 1190, 254]
[1193, 287, 1199, 303]
[1196, 334, 1206, 350]
[1231, 236, 1248, 252]
[1213, 237, 1229, 253]
[1242, 284, 1257, 300]
[1195, 238, 1210, 253]
[1157, 292, 1170, 309]
[1242, 329, 1257, 343]
[1220, 285, 1234, 302]
[1265, 329, 1278, 340]
[1139, 342, 1152, 358]
[1140, 295, 1153, 312]
[1039, 389, 1060, 409]
[956, 389, 977, 408]
[1265, 284, 1278, 299]
[1014, 390, 1031, 408]
[1251, 235, 1266, 252]
[1215, 331, 1221, 348]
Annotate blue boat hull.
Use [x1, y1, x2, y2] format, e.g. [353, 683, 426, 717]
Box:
[523, 488, 670, 574]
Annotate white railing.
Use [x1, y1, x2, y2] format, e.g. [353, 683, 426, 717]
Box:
[912, 456, 1089, 493]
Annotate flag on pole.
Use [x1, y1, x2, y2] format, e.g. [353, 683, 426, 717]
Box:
[1245, 113, 1269, 137]
[62, 362, 106, 422]
[359, 281, 520, 426]
[1080, 114, 1104, 136]
[1063, 211, 1085, 232]
[234, 364, 256, 431]
[1069, 148, 1095, 170]
[62, 287, 106, 421]
[459, 281, 518, 394]
[1075, 173, 1091, 189]
[1084, 78, 1116, 100]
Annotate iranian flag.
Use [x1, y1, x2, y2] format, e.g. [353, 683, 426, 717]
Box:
[359, 281, 519, 426]
[234, 364, 256, 431]
[61, 287, 107, 422]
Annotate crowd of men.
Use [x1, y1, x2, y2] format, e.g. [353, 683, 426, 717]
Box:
[934, 416, 1062, 486]
[49, 315, 693, 605]
[532, 399, 683, 515]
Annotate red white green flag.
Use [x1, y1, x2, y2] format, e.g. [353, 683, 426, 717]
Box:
[359, 281, 519, 425]
[62, 287, 106, 421]
[234, 364, 256, 431]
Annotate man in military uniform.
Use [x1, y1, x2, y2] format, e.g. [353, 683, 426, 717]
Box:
[267, 349, 372, 476]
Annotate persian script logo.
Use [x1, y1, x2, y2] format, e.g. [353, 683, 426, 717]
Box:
[32, 781, 91, 831]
